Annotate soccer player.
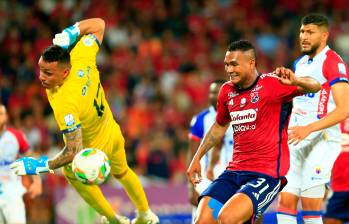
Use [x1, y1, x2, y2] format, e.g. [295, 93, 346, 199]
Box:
[324, 119, 349, 224]
[0, 104, 42, 224]
[186, 40, 321, 223]
[10, 18, 159, 224]
[187, 80, 234, 222]
[277, 14, 349, 224]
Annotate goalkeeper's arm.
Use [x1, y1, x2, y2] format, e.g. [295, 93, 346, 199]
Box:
[53, 18, 105, 49]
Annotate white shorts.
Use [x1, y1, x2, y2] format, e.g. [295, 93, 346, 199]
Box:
[0, 196, 26, 224]
[283, 137, 341, 197]
[195, 178, 212, 195]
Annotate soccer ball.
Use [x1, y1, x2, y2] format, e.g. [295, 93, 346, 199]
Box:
[72, 148, 111, 185]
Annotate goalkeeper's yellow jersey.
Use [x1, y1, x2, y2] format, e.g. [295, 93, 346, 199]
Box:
[47, 35, 118, 155]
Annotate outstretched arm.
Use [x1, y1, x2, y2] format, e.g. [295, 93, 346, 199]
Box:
[275, 67, 321, 93]
[53, 18, 105, 48]
[48, 127, 83, 169]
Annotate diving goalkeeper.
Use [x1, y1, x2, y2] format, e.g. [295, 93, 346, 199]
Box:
[10, 18, 159, 224]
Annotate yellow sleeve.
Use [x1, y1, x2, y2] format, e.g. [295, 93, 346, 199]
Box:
[70, 34, 100, 63]
[53, 97, 81, 134]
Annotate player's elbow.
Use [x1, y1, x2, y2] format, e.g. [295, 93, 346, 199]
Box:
[95, 18, 105, 32]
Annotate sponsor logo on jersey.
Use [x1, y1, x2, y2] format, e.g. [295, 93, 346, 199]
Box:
[228, 99, 234, 106]
[338, 63, 346, 75]
[240, 98, 247, 107]
[317, 88, 329, 119]
[250, 92, 259, 103]
[233, 124, 256, 132]
[64, 114, 75, 126]
[230, 109, 257, 125]
[228, 92, 239, 98]
[252, 84, 262, 92]
[82, 86, 87, 96]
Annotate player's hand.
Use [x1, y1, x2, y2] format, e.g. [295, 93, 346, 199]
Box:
[186, 158, 202, 185]
[274, 67, 298, 86]
[53, 23, 80, 49]
[288, 125, 312, 145]
[10, 156, 51, 175]
[27, 176, 43, 199]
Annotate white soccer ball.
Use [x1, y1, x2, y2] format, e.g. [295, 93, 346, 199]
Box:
[72, 148, 111, 185]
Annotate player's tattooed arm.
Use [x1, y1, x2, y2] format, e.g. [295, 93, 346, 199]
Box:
[195, 122, 229, 160]
[48, 127, 83, 169]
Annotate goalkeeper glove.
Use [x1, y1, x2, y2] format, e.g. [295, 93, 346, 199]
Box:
[53, 22, 80, 49]
[10, 156, 53, 175]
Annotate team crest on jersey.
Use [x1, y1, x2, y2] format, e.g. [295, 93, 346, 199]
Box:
[64, 114, 75, 126]
[240, 98, 247, 107]
[250, 92, 259, 103]
[315, 166, 322, 174]
[77, 69, 84, 77]
[338, 63, 346, 75]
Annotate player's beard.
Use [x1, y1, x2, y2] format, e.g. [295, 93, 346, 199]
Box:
[301, 41, 320, 56]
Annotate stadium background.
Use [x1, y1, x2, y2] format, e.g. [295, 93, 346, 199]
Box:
[0, 0, 348, 223]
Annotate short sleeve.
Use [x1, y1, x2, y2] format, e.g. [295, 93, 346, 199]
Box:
[189, 115, 204, 142]
[53, 100, 81, 134]
[323, 51, 349, 86]
[269, 76, 301, 103]
[70, 34, 100, 63]
[8, 128, 30, 154]
[216, 85, 231, 126]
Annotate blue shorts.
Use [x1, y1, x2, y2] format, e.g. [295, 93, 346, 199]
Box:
[199, 170, 286, 221]
[324, 191, 349, 221]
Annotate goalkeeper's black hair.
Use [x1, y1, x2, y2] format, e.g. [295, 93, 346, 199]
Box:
[227, 40, 257, 61]
[301, 14, 329, 29]
[41, 45, 71, 65]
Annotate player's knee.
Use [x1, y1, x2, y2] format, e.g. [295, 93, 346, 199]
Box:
[278, 193, 298, 210]
[112, 167, 129, 179]
[194, 216, 210, 224]
[217, 210, 239, 224]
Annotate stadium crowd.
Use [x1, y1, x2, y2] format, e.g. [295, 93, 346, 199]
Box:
[0, 0, 348, 223]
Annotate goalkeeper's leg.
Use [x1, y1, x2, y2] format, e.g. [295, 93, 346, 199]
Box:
[62, 165, 121, 222]
[110, 145, 149, 212]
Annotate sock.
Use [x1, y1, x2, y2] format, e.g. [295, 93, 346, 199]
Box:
[302, 210, 323, 224]
[63, 165, 116, 220]
[118, 167, 149, 212]
[276, 206, 297, 224]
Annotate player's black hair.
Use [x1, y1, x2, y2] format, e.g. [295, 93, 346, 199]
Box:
[227, 40, 256, 60]
[301, 14, 329, 29]
[41, 45, 71, 65]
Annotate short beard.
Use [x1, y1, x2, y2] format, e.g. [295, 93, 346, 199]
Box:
[301, 43, 320, 56]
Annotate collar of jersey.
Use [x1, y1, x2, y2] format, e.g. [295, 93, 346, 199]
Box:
[235, 74, 261, 92]
[306, 45, 330, 62]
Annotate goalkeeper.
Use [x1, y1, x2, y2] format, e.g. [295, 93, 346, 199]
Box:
[10, 18, 159, 224]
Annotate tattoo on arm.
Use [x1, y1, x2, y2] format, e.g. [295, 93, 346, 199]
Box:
[48, 127, 83, 169]
[196, 122, 228, 159]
